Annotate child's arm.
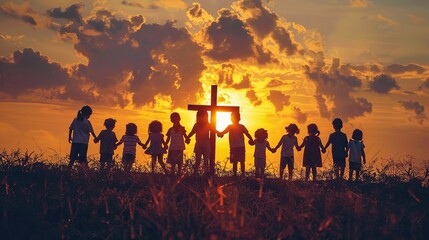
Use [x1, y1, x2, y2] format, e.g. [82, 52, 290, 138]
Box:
[273, 136, 283, 151]
[294, 137, 301, 151]
[244, 131, 254, 145]
[217, 125, 230, 138]
[90, 131, 97, 139]
[324, 136, 331, 150]
[319, 138, 326, 153]
[68, 129, 73, 143]
[142, 136, 150, 149]
[362, 148, 366, 164]
[165, 128, 171, 145]
[187, 125, 196, 140]
[116, 138, 123, 146]
[266, 142, 275, 153]
[299, 137, 306, 149]
[94, 132, 100, 143]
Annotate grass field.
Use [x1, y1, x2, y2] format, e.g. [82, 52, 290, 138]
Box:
[0, 149, 428, 239]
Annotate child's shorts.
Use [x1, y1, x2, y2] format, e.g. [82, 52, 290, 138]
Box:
[122, 153, 135, 164]
[230, 147, 245, 163]
[333, 157, 346, 168]
[167, 150, 183, 164]
[280, 156, 294, 170]
[100, 153, 114, 165]
[349, 162, 362, 171]
[69, 143, 88, 163]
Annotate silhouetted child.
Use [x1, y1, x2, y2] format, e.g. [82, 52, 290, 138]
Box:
[94, 118, 118, 171]
[187, 110, 214, 175]
[68, 105, 96, 170]
[218, 112, 254, 177]
[348, 129, 366, 181]
[273, 124, 301, 180]
[324, 118, 348, 180]
[165, 112, 188, 176]
[116, 123, 144, 172]
[300, 124, 325, 181]
[142, 120, 169, 174]
[253, 128, 273, 178]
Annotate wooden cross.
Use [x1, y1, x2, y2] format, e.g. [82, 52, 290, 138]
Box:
[188, 85, 239, 175]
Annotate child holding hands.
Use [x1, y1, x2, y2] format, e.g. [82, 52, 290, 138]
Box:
[116, 123, 144, 172]
[165, 112, 188, 176]
[253, 128, 274, 178]
[300, 124, 325, 181]
[142, 120, 169, 174]
[348, 129, 366, 181]
[273, 124, 301, 180]
[94, 118, 118, 171]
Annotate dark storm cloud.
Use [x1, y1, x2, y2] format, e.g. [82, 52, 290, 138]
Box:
[292, 106, 307, 123]
[305, 57, 372, 121]
[233, 0, 298, 55]
[0, 48, 70, 96]
[368, 74, 400, 94]
[0, 2, 56, 29]
[267, 90, 290, 112]
[398, 100, 427, 124]
[47, 3, 83, 23]
[188, 2, 203, 18]
[121, 1, 144, 9]
[218, 63, 235, 85]
[246, 90, 262, 106]
[385, 64, 426, 75]
[204, 9, 275, 64]
[57, 7, 206, 108]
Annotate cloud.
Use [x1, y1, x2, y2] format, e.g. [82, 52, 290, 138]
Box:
[305, 57, 372, 121]
[232, 74, 252, 89]
[292, 107, 307, 123]
[407, 14, 426, 25]
[121, 1, 159, 9]
[246, 90, 262, 106]
[399, 100, 427, 125]
[368, 74, 400, 94]
[350, 0, 370, 8]
[266, 78, 285, 88]
[56, 7, 206, 108]
[218, 63, 235, 86]
[0, 48, 70, 97]
[232, 0, 298, 55]
[267, 90, 290, 112]
[385, 64, 426, 75]
[47, 3, 83, 23]
[418, 78, 429, 90]
[0, 2, 57, 29]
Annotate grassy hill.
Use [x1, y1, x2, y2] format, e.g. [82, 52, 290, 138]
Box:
[0, 149, 428, 239]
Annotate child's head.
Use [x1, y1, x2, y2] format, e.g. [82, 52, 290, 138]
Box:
[285, 123, 300, 135]
[104, 118, 116, 130]
[332, 118, 343, 130]
[196, 110, 209, 124]
[307, 123, 320, 136]
[254, 128, 268, 140]
[77, 105, 93, 121]
[149, 120, 162, 133]
[170, 112, 181, 123]
[231, 111, 241, 124]
[352, 129, 363, 141]
[125, 123, 138, 136]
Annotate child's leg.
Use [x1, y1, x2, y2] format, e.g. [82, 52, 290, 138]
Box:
[151, 155, 156, 173]
[240, 160, 245, 177]
[356, 170, 361, 180]
[312, 167, 317, 181]
[194, 153, 202, 175]
[157, 155, 168, 174]
[349, 169, 353, 181]
[339, 166, 345, 179]
[232, 162, 238, 176]
[305, 167, 310, 181]
[279, 157, 285, 179]
[288, 165, 294, 180]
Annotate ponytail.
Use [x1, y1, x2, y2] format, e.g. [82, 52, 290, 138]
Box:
[316, 130, 320, 136]
[77, 105, 93, 121]
[77, 110, 84, 121]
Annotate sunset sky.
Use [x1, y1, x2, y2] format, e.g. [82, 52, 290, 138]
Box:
[1, 0, 428, 170]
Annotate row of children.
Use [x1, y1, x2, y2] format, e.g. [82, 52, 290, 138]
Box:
[68, 106, 366, 180]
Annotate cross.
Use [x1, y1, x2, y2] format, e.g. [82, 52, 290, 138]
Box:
[188, 85, 239, 175]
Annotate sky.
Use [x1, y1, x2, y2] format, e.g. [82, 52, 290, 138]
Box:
[1, 0, 429, 171]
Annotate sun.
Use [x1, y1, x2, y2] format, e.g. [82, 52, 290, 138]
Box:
[214, 112, 232, 131]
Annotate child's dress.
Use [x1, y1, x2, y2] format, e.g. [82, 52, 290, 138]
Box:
[166, 126, 186, 164]
[302, 136, 322, 167]
[145, 133, 166, 156]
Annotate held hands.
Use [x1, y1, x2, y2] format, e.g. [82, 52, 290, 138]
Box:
[248, 139, 255, 146]
[296, 146, 301, 151]
[142, 144, 147, 149]
[93, 138, 99, 143]
[270, 148, 276, 153]
[321, 147, 326, 154]
[68, 137, 72, 143]
[217, 132, 224, 138]
[185, 137, 191, 144]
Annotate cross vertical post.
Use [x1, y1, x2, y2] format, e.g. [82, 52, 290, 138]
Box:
[209, 85, 217, 174]
[188, 85, 239, 176]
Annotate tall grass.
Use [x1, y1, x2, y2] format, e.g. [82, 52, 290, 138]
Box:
[0, 149, 428, 239]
